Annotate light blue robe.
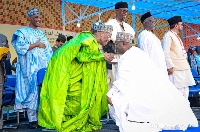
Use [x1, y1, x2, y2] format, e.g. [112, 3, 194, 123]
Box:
[11, 26, 52, 111]
[195, 54, 200, 66]
[195, 54, 200, 74]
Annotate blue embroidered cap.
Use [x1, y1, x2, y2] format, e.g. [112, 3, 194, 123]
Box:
[27, 8, 40, 17]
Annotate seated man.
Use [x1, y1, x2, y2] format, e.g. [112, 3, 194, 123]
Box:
[0, 33, 9, 129]
[107, 32, 198, 132]
[52, 34, 66, 52]
[0, 34, 12, 75]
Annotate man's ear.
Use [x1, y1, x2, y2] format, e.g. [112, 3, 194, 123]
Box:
[175, 24, 178, 28]
[142, 21, 146, 26]
[115, 9, 119, 14]
[28, 16, 31, 21]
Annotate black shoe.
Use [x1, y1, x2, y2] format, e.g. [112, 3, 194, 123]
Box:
[29, 121, 39, 129]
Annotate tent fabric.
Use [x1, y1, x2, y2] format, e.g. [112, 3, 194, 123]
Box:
[64, 0, 200, 24]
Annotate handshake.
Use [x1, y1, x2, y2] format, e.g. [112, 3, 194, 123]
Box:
[103, 53, 115, 62]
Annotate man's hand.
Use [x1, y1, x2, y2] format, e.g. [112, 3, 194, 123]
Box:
[168, 67, 174, 75]
[108, 61, 118, 65]
[1, 52, 8, 61]
[28, 39, 46, 50]
[104, 53, 114, 61]
[107, 96, 113, 106]
[36, 39, 46, 48]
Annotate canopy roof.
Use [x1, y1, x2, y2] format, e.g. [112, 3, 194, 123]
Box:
[64, 0, 200, 24]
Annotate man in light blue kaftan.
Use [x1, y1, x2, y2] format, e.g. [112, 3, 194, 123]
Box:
[11, 8, 52, 129]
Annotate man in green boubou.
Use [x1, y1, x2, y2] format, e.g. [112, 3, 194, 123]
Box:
[38, 22, 114, 132]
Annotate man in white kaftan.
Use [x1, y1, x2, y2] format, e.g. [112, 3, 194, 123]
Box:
[107, 32, 198, 132]
[138, 12, 168, 76]
[11, 8, 52, 129]
[162, 16, 195, 99]
[105, 1, 135, 88]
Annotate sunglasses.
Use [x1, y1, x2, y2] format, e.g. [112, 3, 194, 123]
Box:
[118, 9, 129, 14]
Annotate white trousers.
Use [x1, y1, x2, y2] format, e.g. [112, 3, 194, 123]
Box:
[27, 109, 37, 122]
[169, 75, 189, 100]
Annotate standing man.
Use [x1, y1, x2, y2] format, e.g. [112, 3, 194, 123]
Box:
[138, 12, 168, 76]
[106, 1, 135, 43]
[38, 22, 114, 132]
[105, 1, 135, 87]
[162, 16, 195, 99]
[0, 34, 9, 129]
[11, 8, 52, 129]
[52, 34, 66, 53]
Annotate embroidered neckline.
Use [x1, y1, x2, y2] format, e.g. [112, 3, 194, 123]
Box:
[170, 30, 183, 47]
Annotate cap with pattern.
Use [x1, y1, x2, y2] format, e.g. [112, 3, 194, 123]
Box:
[116, 32, 133, 44]
[92, 22, 113, 33]
[27, 8, 40, 17]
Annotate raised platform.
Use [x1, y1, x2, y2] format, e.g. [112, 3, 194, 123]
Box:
[1, 108, 200, 132]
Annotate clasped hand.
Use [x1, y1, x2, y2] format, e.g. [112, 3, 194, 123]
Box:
[107, 96, 113, 106]
[104, 53, 114, 62]
[36, 39, 46, 48]
[167, 67, 173, 75]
